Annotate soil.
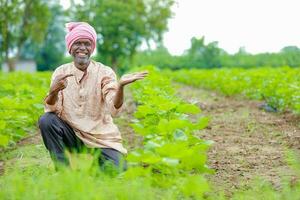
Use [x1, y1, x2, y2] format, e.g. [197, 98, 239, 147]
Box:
[176, 84, 300, 196]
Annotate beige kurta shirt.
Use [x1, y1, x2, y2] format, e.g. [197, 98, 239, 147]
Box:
[44, 60, 127, 154]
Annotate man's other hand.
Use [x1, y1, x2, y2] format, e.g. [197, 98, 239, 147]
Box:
[119, 71, 148, 87]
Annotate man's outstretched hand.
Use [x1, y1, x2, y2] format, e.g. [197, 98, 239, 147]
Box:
[110, 71, 148, 110]
[119, 71, 148, 87]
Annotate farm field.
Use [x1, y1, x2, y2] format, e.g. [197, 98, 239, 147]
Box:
[176, 83, 300, 197]
[0, 66, 300, 199]
[0, 72, 50, 147]
[168, 67, 300, 114]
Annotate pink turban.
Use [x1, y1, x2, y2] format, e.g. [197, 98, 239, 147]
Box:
[65, 22, 97, 54]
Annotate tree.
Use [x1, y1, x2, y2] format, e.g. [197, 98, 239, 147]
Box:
[34, 4, 66, 71]
[71, 0, 174, 70]
[280, 46, 300, 67]
[0, 0, 50, 71]
[281, 46, 300, 53]
[184, 37, 223, 68]
[132, 46, 180, 69]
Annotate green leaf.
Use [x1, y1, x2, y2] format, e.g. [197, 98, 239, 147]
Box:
[134, 105, 157, 118]
[0, 120, 6, 130]
[157, 119, 194, 135]
[173, 129, 188, 141]
[141, 153, 162, 164]
[0, 135, 9, 146]
[144, 141, 161, 150]
[195, 117, 209, 130]
[156, 142, 189, 158]
[123, 166, 152, 179]
[162, 157, 179, 166]
[179, 175, 210, 198]
[176, 103, 201, 114]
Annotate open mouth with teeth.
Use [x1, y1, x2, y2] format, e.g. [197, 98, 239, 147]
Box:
[75, 52, 89, 59]
[76, 52, 88, 56]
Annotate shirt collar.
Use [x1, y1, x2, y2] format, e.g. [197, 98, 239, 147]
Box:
[72, 60, 95, 83]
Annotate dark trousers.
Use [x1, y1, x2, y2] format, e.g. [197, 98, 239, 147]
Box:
[38, 112, 126, 171]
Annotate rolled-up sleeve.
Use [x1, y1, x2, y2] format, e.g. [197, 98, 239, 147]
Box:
[44, 69, 62, 113]
[101, 68, 124, 117]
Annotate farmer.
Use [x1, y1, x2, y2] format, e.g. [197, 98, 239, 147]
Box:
[38, 22, 147, 171]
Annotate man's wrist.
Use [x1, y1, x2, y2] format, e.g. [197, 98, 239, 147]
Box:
[49, 89, 59, 96]
[45, 92, 58, 105]
[46, 90, 59, 104]
[118, 82, 125, 89]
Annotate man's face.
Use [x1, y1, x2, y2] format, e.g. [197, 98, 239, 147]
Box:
[70, 38, 92, 68]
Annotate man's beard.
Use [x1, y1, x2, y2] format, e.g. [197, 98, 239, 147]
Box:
[74, 55, 90, 65]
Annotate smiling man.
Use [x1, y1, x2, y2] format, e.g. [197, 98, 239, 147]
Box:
[38, 22, 147, 171]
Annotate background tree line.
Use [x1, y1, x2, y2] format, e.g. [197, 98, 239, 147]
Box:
[0, 0, 174, 73]
[1, 0, 299, 72]
[132, 37, 300, 70]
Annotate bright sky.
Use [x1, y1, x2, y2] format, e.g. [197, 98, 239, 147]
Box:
[164, 0, 300, 55]
[61, 0, 300, 55]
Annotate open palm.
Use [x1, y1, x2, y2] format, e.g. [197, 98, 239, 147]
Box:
[120, 71, 148, 86]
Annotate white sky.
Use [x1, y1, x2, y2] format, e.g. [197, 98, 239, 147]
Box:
[61, 0, 300, 55]
[164, 0, 300, 55]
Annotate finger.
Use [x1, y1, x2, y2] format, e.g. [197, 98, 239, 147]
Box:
[102, 80, 110, 86]
[131, 71, 148, 76]
[135, 74, 147, 78]
[138, 72, 149, 76]
[134, 74, 147, 79]
[137, 73, 148, 77]
[59, 74, 74, 81]
[57, 82, 66, 90]
[102, 76, 111, 80]
[127, 72, 138, 76]
[125, 77, 144, 84]
[133, 77, 146, 81]
[133, 76, 146, 81]
[134, 71, 148, 75]
[102, 77, 113, 82]
[137, 71, 149, 75]
[101, 77, 112, 87]
[136, 72, 148, 75]
[103, 79, 112, 85]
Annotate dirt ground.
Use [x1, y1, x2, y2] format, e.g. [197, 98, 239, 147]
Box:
[176, 84, 300, 196]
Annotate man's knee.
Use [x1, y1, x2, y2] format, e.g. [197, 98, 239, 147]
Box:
[99, 148, 127, 171]
[38, 112, 58, 130]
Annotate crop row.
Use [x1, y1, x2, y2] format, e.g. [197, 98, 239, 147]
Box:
[167, 67, 300, 114]
[0, 72, 51, 147]
[125, 66, 212, 198]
